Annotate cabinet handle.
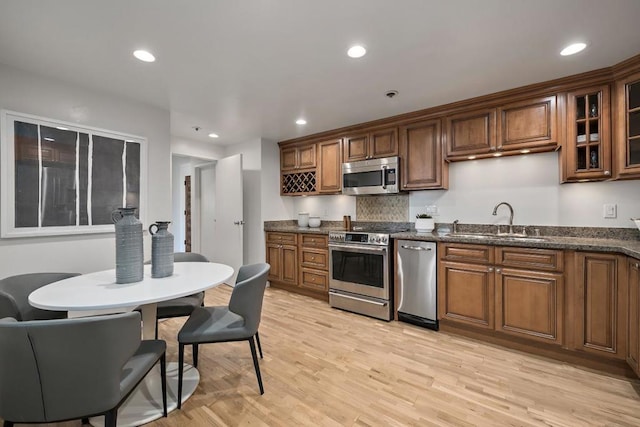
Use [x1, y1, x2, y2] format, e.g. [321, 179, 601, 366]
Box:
[604, 170, 611, 176]
[311, 256, 315, 260]
[311, 277, 316, 281]
[311, 238, 315, 242]
[488, 267, 494, 272]
[497, 145, 503, 150]
[496, 268, 502, 274]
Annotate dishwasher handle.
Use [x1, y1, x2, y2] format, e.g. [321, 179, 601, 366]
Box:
[401, 245, 432, 251]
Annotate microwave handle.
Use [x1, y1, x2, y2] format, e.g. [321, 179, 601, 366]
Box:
[381, 165, 388, 190]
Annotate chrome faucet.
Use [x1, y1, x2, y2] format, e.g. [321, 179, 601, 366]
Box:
[452, 219, 459, 234]
[492, 202, 514, 234]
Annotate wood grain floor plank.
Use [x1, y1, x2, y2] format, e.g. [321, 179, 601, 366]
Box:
[6, 285, 640, 426]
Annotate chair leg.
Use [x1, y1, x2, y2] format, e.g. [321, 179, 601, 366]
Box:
[193, 343, 199, 367]
[160, 352, 168, 417]
[255, 332, 263, 359]
[178, 343, 185, 409]
[155, 318, 159, 340]
[104, 408, 117, 427]
[248, 338, 264, 395]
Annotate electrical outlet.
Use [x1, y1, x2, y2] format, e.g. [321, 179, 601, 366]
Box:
[425, 205, 438, 215]
[603, 203, 617, 219]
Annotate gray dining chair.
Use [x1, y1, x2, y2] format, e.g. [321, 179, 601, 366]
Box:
[0, 272, 80, 321]
[177, 263, 271, 408]
[144, 252, 209, 338]
[0, 312, 167, 427]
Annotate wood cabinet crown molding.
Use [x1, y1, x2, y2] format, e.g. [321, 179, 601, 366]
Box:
[279, 54, 640, 148]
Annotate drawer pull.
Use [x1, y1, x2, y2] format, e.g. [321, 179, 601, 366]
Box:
[311, 256, 315, 260]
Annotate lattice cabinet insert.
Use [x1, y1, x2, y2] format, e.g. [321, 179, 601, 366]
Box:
[282, 171, 316, 194]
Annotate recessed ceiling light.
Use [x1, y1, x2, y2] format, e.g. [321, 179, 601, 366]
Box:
[560, 42, 587, 56]
[56, 126, 68, 131]
[133, 49, 156, 62]
[296, 119, 307, 125]
[347, 45, 366, 58]
[208, 133, 219, 138]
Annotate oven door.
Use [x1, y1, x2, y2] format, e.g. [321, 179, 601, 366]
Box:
[328, 243, 389, 300]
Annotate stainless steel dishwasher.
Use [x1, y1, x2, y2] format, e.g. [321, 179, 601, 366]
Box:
[396, 240, 438, 330]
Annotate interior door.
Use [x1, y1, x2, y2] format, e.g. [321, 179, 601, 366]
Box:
[214, 154, 244, 284]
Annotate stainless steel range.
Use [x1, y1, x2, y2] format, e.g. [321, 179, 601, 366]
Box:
[328, 230, 393, 320]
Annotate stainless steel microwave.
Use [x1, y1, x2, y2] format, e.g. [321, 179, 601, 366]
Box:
[342, 156, 400, 195]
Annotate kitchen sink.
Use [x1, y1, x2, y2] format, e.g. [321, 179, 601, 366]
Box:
[445, 233, 548, 242]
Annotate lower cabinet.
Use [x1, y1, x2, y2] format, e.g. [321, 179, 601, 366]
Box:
[572, 252, 627, 359]
[627, 257, 640, 374]
[265, 231, 328, 300]
[438, 243, 564, 345]
[266, 232, 298, 286]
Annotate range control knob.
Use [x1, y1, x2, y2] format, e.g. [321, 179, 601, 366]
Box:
[381, 236, 388, 244]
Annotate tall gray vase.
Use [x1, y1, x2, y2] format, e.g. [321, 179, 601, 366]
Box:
[112, 207, 144, 284]
[149, 221, 174, 278]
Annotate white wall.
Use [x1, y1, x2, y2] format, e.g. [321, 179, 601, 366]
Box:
[171, 136, 226, 160]
[284, 151, 640, 229]
[261, 139, 295, 221]
[409, 151, 640, 228]
[0, 64, 171, 276]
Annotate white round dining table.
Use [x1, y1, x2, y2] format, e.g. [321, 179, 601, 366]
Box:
[28, 262, 234, 427]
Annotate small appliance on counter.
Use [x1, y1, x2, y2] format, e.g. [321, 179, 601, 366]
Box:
[308, 216, 321, 228]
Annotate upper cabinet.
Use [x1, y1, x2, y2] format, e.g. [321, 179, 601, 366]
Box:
[281, 143, 316, 171]
[399, 118, 448, 190]
[614, 71, 640, 179]
[563, 85, 612, 181]
[343, 126, 398, 162]
[445, 108, 496, 158]
[317, 138, 342, 193]
[445, 96, 557, 160]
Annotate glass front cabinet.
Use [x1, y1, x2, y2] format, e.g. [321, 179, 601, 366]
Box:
[615, 72, 640, 178]
[564, 85, 611, 181]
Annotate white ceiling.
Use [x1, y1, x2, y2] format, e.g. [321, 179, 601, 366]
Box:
[1, 0, 639, 146]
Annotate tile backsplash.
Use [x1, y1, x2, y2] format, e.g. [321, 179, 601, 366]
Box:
[356, 194, 409, 221]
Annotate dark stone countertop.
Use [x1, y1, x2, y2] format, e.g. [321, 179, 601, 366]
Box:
[264, 220, 640, 259]
[391, 231, 640, 259]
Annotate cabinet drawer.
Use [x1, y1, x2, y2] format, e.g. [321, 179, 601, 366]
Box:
[266, 232, 297, 245]
[439, 243, 493, 264]
[496, 247, 563, 272]
[300, 248, 328, 270]
[300, 234, 328, 248]
[300, 268, 328, 292]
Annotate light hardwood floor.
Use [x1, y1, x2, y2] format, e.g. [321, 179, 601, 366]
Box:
[13, 285, 640, 426]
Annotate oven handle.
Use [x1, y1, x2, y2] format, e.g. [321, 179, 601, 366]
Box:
[329, 291, 387, 306]
[328, 243, 388, 253]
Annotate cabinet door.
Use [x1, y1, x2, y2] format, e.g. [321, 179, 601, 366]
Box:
[266, 243, 282, 282]
[495, 268, 563, 344]
[497, 96, 557, 151]
[281, 245, 298, 285]
[281, 147, 298, 171]
[438, 261, 494, 329]
[297, 144, 316, 169]
[444, 108, 496, 158]
[564, 85, 612, 181]
[318, 138, 342, 193]
[343, 133, 369, 162]
[614, 72, 640, 178]
[399, 118, 447, 190]
[574, 253, 626, 358]
[628, 258, 640, 375]
[369, 127, 398, 159]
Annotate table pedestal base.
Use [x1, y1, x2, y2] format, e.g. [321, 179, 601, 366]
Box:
[90, 362, 198, 426]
